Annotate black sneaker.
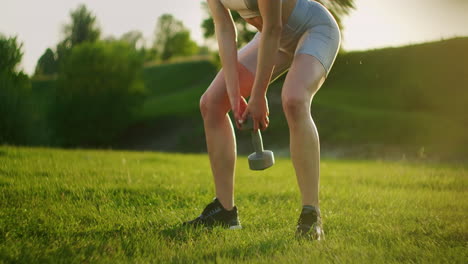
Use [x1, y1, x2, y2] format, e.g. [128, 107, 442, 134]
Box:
[184, 198, 242, 229]
[295, 205, 324, 240]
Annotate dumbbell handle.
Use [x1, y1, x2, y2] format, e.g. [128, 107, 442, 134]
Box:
[251, 130, 264, 154]
[239, 116, 265, 154]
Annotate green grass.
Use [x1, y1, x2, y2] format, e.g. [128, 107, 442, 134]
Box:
[136, 60, 217, 121]
[1, 146, 467, 263]
[142, 60, 217, 96]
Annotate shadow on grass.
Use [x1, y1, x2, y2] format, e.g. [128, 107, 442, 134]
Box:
[159, 224, 214, 244]
[204, 238, 288, 260]
[159, 223, 304, 262]
[0, 180, 10, 187]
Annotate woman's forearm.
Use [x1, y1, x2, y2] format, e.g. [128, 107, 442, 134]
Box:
[251, 27, 282, 100]
[216, 26, 240, 107]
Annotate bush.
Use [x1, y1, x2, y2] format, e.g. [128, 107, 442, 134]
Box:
[51, 41, 146, 147]
[0, 35, 33, 145]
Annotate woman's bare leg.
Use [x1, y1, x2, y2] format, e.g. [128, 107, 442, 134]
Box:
[199, 63, 255, 210]
[281, 54, 326, 208]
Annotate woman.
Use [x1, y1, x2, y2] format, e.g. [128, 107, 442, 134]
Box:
[184, 0, 340, 240]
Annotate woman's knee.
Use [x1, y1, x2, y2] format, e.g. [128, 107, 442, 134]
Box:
[199, 93, 209, 117]
[281, 91, 312, 120]
[199, 90, 229, 120]
[199, 92, 215, 119]
[281, 66, 323, 121]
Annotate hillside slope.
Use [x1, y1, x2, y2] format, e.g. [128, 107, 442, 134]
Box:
[120, 37, 468, 160]
[31, 38, 468, 160]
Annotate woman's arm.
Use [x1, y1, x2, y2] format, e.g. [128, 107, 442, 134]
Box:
[242, 0, 282, 130]
[251, 0, 282, 100]
[207, 0, 243, 122]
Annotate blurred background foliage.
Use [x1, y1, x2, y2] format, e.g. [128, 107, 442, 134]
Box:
[0, 35, 33, 145]
[50, 41, 146, 147]
[1, 1, 467, 161]
[35, 4, 101, 77]
[154, 14, 199, 61]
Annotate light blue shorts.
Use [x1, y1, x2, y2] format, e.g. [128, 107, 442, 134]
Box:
[238, 0, 341, 79]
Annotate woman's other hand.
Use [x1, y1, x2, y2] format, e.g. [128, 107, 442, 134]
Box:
[241, 95, 270, 131]
[232, 96, 248, 129]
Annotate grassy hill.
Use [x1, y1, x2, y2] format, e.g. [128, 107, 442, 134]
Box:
[308, 37, 468, 159]
[31, 37, 468, 160]
[1, 145, 466, 262]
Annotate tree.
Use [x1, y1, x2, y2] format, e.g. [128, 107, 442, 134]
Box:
[154, 14, 183, 57]
[201, 2, 256, 47]
[0, 35, 23, 73]
[154, 14, 198, 61]
[34, 48, 57, 76]
[62, 4, 101, 48]
[34, 4, 101, 76]
[118, 30, 157, 62]
[51, 42, 146, 146]
[318, 0, 355, 29]
[0, 35, 32, 144]
[58, 4, 101, 67]
[120, 30, 144, 50]
[163, 30, 198, 60]
[201, 0, 355, 46]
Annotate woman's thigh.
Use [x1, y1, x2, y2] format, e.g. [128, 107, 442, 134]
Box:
[282, 2, 341, 108]
[238, 32, 294, 84]
[282, 53, 326, 107]
[202, 33, 293, 112]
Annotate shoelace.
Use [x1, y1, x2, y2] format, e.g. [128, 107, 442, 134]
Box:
[200, 201, 222, 219]
[203, 208, 222, 218]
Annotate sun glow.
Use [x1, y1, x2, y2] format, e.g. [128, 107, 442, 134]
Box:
[341, 0, 468, 51]
[1, 0, 468, 73]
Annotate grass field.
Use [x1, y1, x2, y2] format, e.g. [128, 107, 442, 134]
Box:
[1, 146, 467, 263]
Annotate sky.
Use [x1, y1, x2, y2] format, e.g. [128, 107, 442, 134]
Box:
[1, 0, 467, 74]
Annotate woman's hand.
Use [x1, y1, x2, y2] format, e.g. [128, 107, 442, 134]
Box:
[231, 96, 248, 129]
[241, 95, 270, 131]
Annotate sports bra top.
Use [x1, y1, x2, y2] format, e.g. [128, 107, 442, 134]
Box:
[220, 0, 260, 19]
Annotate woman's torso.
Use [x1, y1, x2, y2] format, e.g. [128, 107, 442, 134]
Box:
[220, 0, 298, 32]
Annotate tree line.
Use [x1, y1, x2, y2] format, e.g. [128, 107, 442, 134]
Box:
[1, 5, 208, 147]
[1, 1, 354, 147]
[36, 1, 355, 76]
[35, 5, 202, 77]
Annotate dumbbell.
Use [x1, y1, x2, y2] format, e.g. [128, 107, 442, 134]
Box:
[239, 117, 275, 170]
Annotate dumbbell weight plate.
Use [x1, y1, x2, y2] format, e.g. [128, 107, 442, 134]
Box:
[248, 150, 275, 170]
